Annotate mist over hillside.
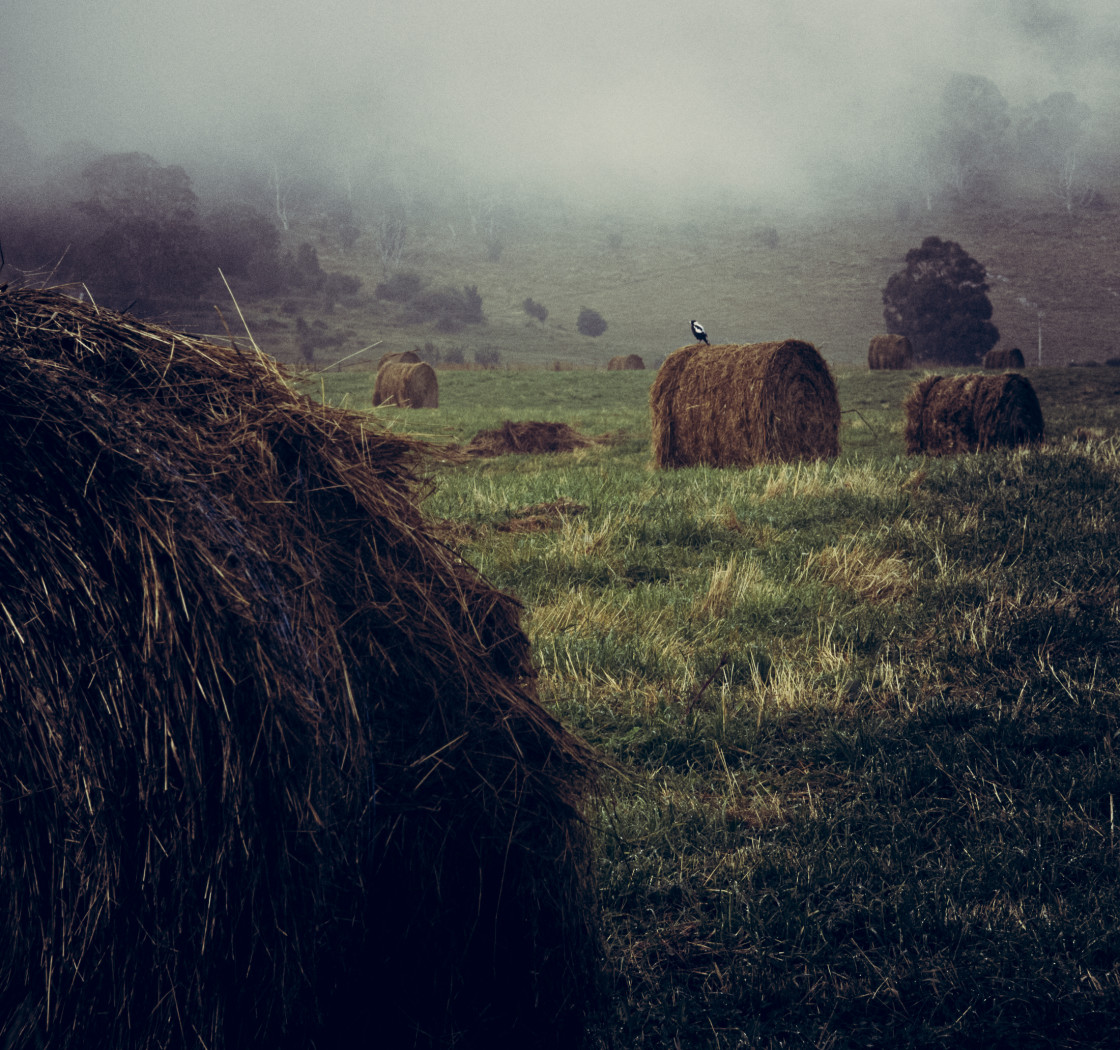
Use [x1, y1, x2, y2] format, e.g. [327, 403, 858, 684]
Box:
[2, 0, 1118, 367]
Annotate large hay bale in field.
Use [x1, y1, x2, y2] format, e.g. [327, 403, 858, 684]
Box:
[607, 353, 645, 370]
[983, 345, 1026, 369]
[649, 340, 840, 469]
[377, 348, 421, 368]
[0, 289, 601, 1050]
[373, 359, 439, 408]
[903, 372, 1044, 455]
[868, 333, 913, 370]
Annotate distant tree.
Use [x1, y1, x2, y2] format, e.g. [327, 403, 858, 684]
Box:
[375, 208, 408, 272]
[577, 307, 608, 338]
[1015, 92, 1094, 210]
[74, 152, 207, 299]
[474, 347, 502, 368]
[882, 236, 999, 366]
[928, 74, 1011, 200]
[322, 271, 362, 310]
[203, 204, 282, 292]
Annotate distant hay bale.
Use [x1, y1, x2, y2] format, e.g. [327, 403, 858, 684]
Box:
[983, 346, 1026, 369]
[868, 334, 913, 370]
[649, 340, 840, 469]
[903, 372, 1044, 455]
[377, 348, 421, 368]
[607, 353, 645, 370]
[0, 289, 601, 1050]
[467, 419, 592, 457]
[373, 360, 439, 408]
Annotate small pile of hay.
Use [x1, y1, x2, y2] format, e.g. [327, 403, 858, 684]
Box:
[498, 498, 588, 533]
[467, 420, 592, 457]
[649, 340, 840, 469]
[373, 359, 439, 408]
[868, 333, 913, 370]
[983, 346, 1026, 369]
[903, 372, 1044, 455]
[0, 289, 601, 1050]
[607, 353, 645, 370]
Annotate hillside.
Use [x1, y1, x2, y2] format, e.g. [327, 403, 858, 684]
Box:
[238, 190, 1120, 372]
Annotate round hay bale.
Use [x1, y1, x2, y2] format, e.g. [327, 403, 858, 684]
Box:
[377, 348, 421, 368]
[607, 353, 645, 370]
[649, 340, 840, 469]
[903, 372, 1044, 455]
[983, 346, 1026, 369]
[0, 290, 601, 1050]
[373, 360, 439, 408]
[868, 333, 913, 370]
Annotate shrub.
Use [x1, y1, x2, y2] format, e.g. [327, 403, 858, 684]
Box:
[474, 347, 502, 368]
[577, 307, 607, 338]
[523, 297, 548, 323]
[375, 271, 427, 303]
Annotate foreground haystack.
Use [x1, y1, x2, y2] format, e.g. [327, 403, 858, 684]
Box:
[984, 346, 1026, 369]
[868, 333, 913, 370]
[0, 289, 600, 1050]
[607, 353, 645, 370]
[373, 359, 439, 408]
[904, 372, 1044, 455]
[650, 340, 840, 469]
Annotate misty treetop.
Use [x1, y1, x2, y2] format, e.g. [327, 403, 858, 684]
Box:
[882, 236, 999, 367]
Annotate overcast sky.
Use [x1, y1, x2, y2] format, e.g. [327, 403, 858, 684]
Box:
[3, 0, 1118, 200]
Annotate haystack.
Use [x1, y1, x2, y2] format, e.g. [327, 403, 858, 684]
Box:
[0, 289, 601, 1050]
[650, 340, 840, 469]
[377, 348, 421, 368]
[467, 420, 592, 457]
[607, 353, 645, 370]
[983, 346, 1026, 369]
[373, 359, 439, 408]
[904, 372, 1044, 455]
[868, 333, 913, 370]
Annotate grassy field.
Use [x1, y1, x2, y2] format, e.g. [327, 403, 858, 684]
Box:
[322, 365, 1120, 1048]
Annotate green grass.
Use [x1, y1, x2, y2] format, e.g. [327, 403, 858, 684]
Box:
[321, 366, 1120, 1048]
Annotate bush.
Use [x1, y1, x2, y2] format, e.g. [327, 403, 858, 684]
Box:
[375, 271, 427, 303]
[522, 297, 548, 323]
[474, 347, 502, 368]
[577, 307, 607, 338]
[406, 285, 485, 331]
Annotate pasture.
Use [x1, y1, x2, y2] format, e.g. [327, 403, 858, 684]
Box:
[324, 365, 1120, 1047]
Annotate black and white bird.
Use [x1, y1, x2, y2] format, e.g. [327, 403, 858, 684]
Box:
[690, 320, 710, 344]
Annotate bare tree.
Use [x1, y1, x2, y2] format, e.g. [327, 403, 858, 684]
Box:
[375, 209, 407, 272]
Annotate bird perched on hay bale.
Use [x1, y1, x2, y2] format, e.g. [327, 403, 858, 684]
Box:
[607, 353, 645, 370]
[868, 333, 913, 370]
[373, 359, 439, 408]
[690, 319, 710, 344]
[0, 289, 601, 1050]
[650, 339, 840, 469]
[983, 346, 1026, 369]
[904, 372, 1044, 455]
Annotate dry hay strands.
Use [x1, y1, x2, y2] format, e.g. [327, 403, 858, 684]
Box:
[0, 288, 603, 1050]
[607, 353, 645, 370]
[373, 359, 439, 408]
[377, 348, 421, 368]
[467, 419, 593, 457]
[868, 333, 913, 370]
[650, 339, 840, 469]
[984, 345, 1026, 369]
[904, 372, 1045, 455]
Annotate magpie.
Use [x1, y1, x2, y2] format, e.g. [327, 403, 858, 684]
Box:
[690, 320, 709, 344]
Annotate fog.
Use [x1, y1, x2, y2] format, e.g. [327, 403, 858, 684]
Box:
[3, 0, 1119, 208]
